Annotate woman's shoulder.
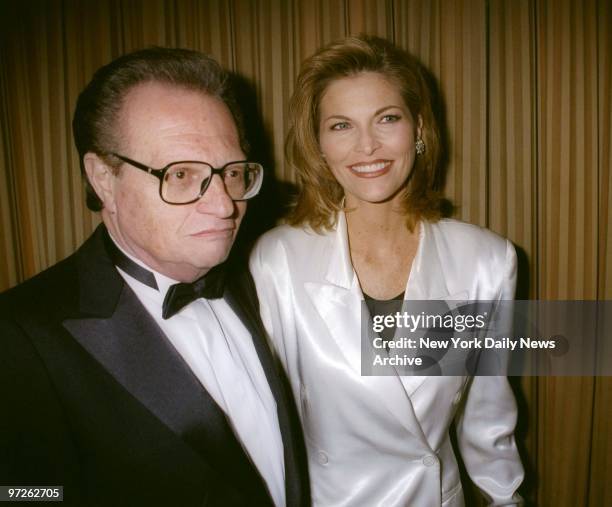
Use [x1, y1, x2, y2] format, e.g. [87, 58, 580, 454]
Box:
[254, 223, 331, 250]
[427, 218, 515, 271]
[256, 223, 316, 242]
[430, 218, 510, 250]
[250, 223, 333, 267]
[426, 219, 516, 297]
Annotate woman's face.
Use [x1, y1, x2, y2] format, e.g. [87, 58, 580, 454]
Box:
[318, 71, 421, 208]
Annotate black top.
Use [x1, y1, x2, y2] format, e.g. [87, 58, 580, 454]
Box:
[364, 291, 405, 344]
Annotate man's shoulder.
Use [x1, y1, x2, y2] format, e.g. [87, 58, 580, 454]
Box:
[0, 225, 112, 322]
[0, 254, 79, 322]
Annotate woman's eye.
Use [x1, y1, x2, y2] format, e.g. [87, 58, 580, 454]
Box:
[380, 114, 400, 123]
[331, 121, 350, 131]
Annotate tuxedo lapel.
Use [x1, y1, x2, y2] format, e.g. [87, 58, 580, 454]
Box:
[224, 268, 308, 507]
[63, 226, 272, 504]
[64, 288, 246, 458]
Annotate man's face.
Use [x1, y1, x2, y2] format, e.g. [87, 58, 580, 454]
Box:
[98, 82, 247, 282]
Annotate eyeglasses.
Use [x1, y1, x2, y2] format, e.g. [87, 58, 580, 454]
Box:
[110, 153, 264, 205]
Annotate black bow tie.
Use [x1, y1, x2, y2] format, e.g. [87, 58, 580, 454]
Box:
[104, 229, 225, 320]
[162, 268, 225, 319]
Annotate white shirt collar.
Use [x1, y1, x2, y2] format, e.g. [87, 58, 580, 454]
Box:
[107, 232, 179, 301]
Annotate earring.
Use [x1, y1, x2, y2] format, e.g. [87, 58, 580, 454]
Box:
[415, 138, 425, 155]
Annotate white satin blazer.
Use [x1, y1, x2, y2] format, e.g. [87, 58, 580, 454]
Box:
[250, 213, 524, 507]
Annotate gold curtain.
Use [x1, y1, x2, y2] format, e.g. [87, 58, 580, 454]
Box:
[0, 1, 610, 505]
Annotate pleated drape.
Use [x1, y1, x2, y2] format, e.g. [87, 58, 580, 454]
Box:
[0, 1, 610, 505]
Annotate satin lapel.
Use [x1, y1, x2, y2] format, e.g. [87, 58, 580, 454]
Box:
[304, 214, 429, 446]
[63, 227, 268, 499]
[225, 272, 308, 507]
[405, 221, 451, 301]
[401, 221, 468, 396]
[64, 287, 230, 446]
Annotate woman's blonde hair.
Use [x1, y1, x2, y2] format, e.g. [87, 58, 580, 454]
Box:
[286, 35, 445, 231]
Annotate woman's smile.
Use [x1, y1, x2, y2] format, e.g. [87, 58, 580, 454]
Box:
[347, 159, 392, 177]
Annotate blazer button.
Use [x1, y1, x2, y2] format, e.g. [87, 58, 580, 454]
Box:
[317, 451, 329, 465]
[422, 455, 437, 467]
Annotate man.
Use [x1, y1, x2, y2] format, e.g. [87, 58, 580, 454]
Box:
[0, 48, 309, 507]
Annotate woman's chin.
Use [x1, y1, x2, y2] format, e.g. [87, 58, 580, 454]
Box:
[344, 187, 407, 207]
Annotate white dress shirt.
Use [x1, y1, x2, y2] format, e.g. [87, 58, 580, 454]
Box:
[110, 237, 285, 507]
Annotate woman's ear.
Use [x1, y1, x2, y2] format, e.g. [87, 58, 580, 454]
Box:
[83, 153, 118, 213]
[416, 114, 424, 140]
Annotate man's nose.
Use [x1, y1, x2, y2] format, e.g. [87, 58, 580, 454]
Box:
[355, 127, 381, 155]
[196, 174, 235, 217]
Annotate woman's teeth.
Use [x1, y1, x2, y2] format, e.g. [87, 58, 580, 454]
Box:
[350, 161, 389, 173]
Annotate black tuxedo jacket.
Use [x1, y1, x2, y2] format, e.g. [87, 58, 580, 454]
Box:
[0, 226, 310, 507]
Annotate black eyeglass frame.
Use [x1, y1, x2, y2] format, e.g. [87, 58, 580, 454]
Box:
[110, 152, 263, 205]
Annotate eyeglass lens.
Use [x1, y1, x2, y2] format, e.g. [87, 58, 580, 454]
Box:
[161, 162, 261, 203]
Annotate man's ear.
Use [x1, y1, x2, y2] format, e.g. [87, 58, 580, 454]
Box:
[83, 153, 117, 213]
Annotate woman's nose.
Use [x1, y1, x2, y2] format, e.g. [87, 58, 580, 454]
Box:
[355, 127, 381, 155]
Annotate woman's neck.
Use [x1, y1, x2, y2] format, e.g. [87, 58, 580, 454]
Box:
[344, 198, 420, 299]
[344, 199, 414, 256]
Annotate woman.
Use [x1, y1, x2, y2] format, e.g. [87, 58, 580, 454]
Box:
[250, 36, 524, 506]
